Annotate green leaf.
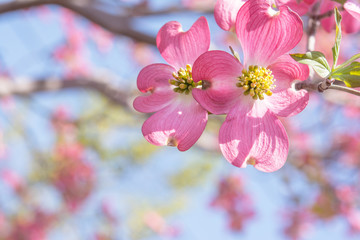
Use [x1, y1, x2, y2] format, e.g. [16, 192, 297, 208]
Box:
[332, 7, 342, 69]
[331, 61, 360, 87]
[335, 53, 360, 70]
[291, 51, 331, 78]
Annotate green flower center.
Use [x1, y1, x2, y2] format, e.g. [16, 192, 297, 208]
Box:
[169, 64, 202, 95]
[237, 65, 276, 100]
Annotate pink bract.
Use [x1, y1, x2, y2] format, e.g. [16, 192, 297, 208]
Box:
[236, 0, 303, 67]
[215, 0, 247, 31]
[277, 0, 312, 16]
[344, 1, 360, 22]
[156, 17, 210, 70]
[192, 0, 309, 172]
[133, 17, 210, 151]
[214, 0, 312, 32]
[303, 0, 316, 4]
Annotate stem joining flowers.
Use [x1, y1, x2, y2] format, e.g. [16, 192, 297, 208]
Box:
[237, 65, 276, 100]
[169, 64, 202, 95]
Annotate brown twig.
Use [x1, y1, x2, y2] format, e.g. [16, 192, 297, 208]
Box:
[328, 85, 360, 96]
[295, 79, 360, 97]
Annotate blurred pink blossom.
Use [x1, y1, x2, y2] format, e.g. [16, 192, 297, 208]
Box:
[131, 42, 158, 66]
[346, 209, 360, 234]
[1, 170, 24, 192]
[336, 185, 357, 214]
[53, 141, 94, 211]
[54, 157, 95, 211]
[320, 0, 360, 33]
[7, 210, 55, 240]
[334, 133, 360, 167]
[90, 24, 115, 53]
[211, 175, 255, 232]
[283, 208, 313, 240]
[101, 200, 118, 224]
[182, 0, 216, 10]
[53, 9, 90, 77]
[143, 211, 180, 237]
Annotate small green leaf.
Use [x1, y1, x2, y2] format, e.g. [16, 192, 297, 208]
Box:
[291, 51, 331, 78]
[332, 7, 342, 69]
[331, 61, 360, 87]
[335, 53, 360, 70]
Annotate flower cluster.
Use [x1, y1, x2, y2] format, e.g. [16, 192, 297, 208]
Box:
[133, 0, 312, 172]
[134, 0, 320, 172]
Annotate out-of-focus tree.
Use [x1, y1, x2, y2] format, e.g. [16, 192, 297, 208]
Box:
[0, 1, 359, 240]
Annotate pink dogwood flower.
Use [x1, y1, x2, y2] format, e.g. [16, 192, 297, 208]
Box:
[133, 17, 210, 151]
[192, 0, 309, 172]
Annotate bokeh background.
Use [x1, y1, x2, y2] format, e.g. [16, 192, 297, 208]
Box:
[0, 0, 360, 239]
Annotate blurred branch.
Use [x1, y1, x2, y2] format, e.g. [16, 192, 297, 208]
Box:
[306, 1, 321, 52]
[0, 0, 156, 45]
[308, 6, 344, 21]
[127, 6, 213, 16]
[0, 76, 131, 108]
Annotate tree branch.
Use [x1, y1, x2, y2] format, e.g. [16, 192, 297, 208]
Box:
[0, 0, 156, 45]
[295, 79, 360, 97]
[0, 76, 132, 108]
